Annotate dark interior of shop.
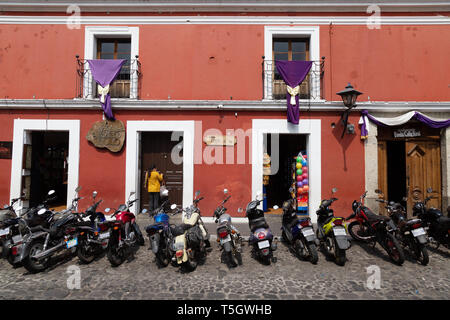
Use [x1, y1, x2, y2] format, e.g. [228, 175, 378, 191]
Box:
[386, 141, 407, 208]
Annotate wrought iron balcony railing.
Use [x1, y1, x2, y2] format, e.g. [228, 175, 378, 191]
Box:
[76, 55, 142, 100]
[262, 58, 325, 101]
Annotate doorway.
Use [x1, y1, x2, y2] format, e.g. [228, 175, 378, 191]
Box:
[28, 131, 69, 209]
[264, 133, 307, 211]
[139, 131, 183, 211]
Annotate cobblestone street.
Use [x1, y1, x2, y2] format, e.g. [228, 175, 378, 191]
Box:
[0, 214, 449, 301]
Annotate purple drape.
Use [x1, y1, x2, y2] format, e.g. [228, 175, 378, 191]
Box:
[360, 109, 450, 139]
[87, 59, 126, 120]
[275, 60, 313, 124]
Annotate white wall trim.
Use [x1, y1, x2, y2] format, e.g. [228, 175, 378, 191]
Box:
[10, 119, 80, 209]
[84, 26, 140, 99]
[125, 120, 195, 214]
[0, 15, 449, 25]
[264, 26, 321, 101]
[252, 119, 321, 223]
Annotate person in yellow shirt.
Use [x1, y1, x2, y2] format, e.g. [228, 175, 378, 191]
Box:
[144, 165, 164, 213]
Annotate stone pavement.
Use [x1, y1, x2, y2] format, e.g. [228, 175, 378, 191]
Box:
[0, 213, 448, 300]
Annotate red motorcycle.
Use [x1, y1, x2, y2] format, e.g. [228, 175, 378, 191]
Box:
[104, 192, 145, 267]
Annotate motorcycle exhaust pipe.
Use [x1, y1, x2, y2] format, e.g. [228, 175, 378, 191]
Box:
[31, 242, 66, 261]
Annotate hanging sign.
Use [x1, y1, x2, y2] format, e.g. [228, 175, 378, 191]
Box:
[86, 119, 125, 152]
[393, 128, 421, 138]
[204, 135, 236, 146]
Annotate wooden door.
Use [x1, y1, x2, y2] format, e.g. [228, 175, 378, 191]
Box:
[377, 140, 388, 215]
[140, 132, 183, 210]
[405, 141, 441, 217]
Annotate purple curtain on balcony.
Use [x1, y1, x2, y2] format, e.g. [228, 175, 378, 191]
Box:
[359, 109, 450, 140]
[275, 60, 313, 124]
[87, 59, 127, 120]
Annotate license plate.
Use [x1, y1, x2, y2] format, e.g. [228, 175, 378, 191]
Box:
[333, 227, 347, 236]
[411, 228, 426, 237]
[66, 238, 78, 249]
[302, 228, 314, 237]
[257, 240, 270, 249]
[12, 235, 22, 244]
[0, 227, 10, 236]
[98, 232, 109, 240]
[220, 235, 231, 244]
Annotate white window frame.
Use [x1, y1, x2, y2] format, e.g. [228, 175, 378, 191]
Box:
[84, 26, 139, 99]
[252, 119, 321, 223]
[264, 26, 321, 101]
[125, 121, 195, 214]
[10, 119, 80, 209]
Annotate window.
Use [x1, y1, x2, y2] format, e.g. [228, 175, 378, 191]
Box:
[273, 38, 310, 100]
[96, 38, 131, 98]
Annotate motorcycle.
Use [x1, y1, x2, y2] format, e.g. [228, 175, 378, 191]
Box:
[347, 191, 405, 265]
[104, 192, 145, 267]
[374, 190, 429, 265]
[213, 189, 243, 268]
[172, 191, 210, 272]
[144, 200, 179, 268]
[412, 187, 450, 250]
[245, 193, 277, 265]
[19, 190, 91, 273]
[75, 190, 110, 264]
[316, 188, 351, 266]
[2, 190, 57, 267]
[0, 195, 24, 260]
[280, 197, 318, 265]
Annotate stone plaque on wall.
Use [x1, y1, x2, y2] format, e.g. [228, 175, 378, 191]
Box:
[86, 119, 125, 152]
[204, 135, 236, 146]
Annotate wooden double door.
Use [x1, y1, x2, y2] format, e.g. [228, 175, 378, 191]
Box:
[139, 132, 183, 210]
[378, 124, 442, 217]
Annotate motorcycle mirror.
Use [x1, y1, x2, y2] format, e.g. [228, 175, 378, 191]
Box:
[170, 204, 177, 210]
[48, 190, 56, 196]
[426, 187, 433, 193]
[255, 191, 262, 201]
[195, 191, 200, 197]
[104, 208, 111, 213]
[332, 188, 337, 193]
[141, 209, 148, 214]
[75, 186, 82, 193]
[402, 197, 408, 202]
[130, 191, 136, 197]
[374, 189, 382, 194]
[223, 189, 228, 194]
[92, 191, 98, 199]
[288, 187, 294, 193]
[37, 208, 47, 215]
[273, 205, 279, 210]
[3, 204, 8, 209]
[237, 207, 243, 213]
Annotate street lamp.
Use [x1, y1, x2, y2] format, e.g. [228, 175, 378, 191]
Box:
[336, 83, 363, 138]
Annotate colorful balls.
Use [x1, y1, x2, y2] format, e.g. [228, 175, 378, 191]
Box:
[296, 156, 302, 163]
[297, 187, 303, 194]
[302, 173, 308, 180]
[296, 169, 302, 175]
[297, 181, 303, 188]
[296, 162, 302, 169]
[302, 179, 308, 185]
[302, 167, 308, 173]
[302, 160, 307, 166]
[296, 175, 302, 182]
[303, 185, 309, 192]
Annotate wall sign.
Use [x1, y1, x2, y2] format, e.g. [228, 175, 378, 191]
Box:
[0, 141, 12, 159]
[393, 128, 421, 138]
[204, 135, 236, 146]
[86, 119, 125, 152]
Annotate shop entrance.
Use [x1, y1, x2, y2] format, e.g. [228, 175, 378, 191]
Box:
[264, 133, 307, 212]
[378, 122, 442, 217]
[26, 131, 69, 209]
[139, 131, 184, 211]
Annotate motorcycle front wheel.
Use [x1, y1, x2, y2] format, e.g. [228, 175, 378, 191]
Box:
[348, 221, 373, 242]
[155, 249, 169, 268]
[384, 233, 405, 266]
[77, 237, 96, 264]
[181, 255, 198, 272]
[414, 243, 429, 266]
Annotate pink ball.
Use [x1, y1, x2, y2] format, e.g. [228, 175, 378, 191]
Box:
[296, 175, 302, 182]
[302, 173, 308, 180]
[302, 167, 308, 173]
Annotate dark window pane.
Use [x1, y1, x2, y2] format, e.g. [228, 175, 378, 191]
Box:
[292, 41, 307, 52]
[100, 42, 114, 53]
[274, 53, 288, 61]
[273, 40, 289, 52]
[117, 41, 131, 53]
[292, 53, 306, 61]
[100, 53, 114, 60]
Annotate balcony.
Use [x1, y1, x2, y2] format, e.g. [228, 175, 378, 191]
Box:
[76, 55, 142, 100]
[262, 58, 324, 101]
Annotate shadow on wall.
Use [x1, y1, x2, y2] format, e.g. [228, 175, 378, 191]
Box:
[331, 120, 357, 172]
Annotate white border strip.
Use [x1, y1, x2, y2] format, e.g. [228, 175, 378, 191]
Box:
[252, 119, 321, 223]
[10, 119, 80, 209]
[125, 120, 195, 214]
[0, 15, 449, 25]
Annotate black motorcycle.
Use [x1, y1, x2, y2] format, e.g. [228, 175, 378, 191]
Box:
[413, 188, 450, 250]
[281, 198, 319, 264]
[375, 191, 429, 265]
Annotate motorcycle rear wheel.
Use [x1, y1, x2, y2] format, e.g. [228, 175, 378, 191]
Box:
[181, 255, 198, 272]
[385, 233, 405, 266]
[334, 238, 346, 266]
[23, 239, 50, 273]
[107, 246, 125, 267]
[155, 250, 169, 268]
[77, 238, 96, 264]
[414, 243, 429, 266]
[348, 221, 373, 242]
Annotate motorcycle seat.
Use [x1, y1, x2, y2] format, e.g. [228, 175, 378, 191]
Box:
[438, 216, 450, 227]
[170, 223, 191, 237]
[362, 207, 389, 223]
[249, 217, 269, 232]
